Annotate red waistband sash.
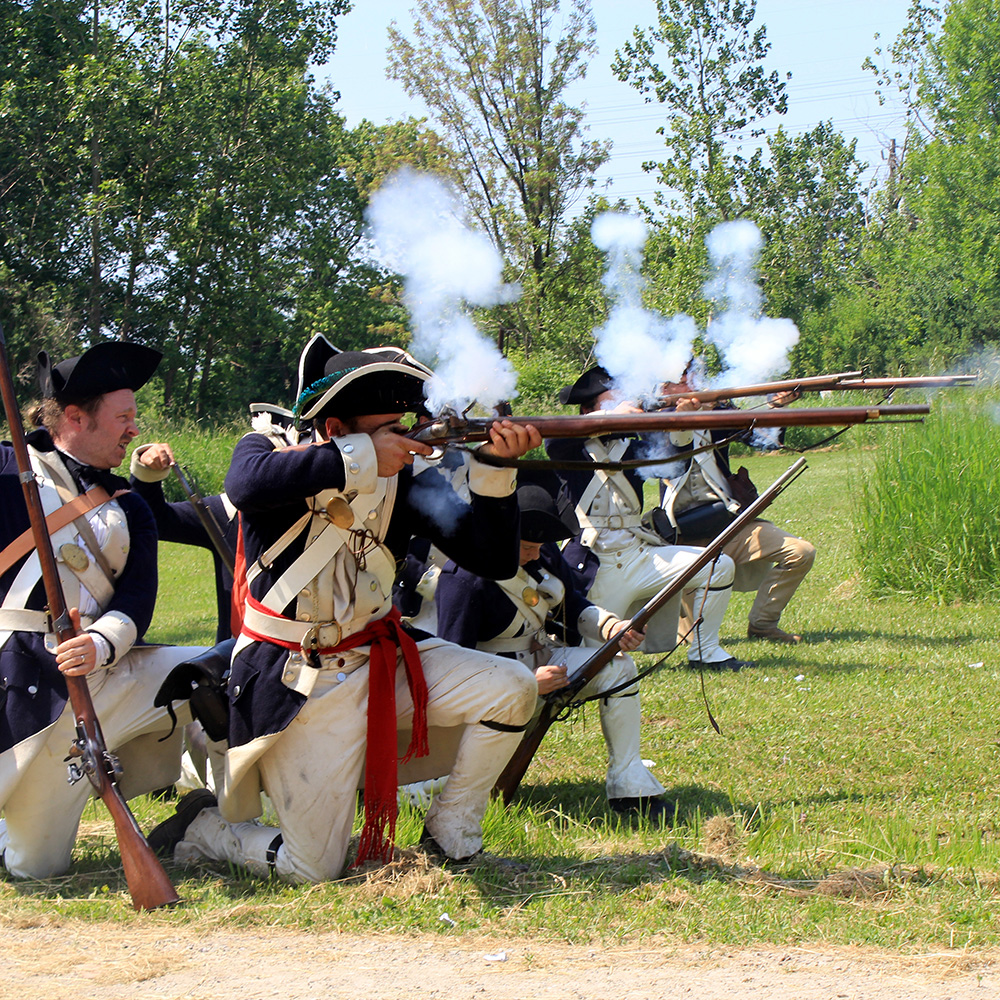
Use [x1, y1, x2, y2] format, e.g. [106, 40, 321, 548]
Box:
[240, 598, 428, 867]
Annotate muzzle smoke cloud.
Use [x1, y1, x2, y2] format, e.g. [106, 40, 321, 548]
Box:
[366, 168, 519, 413]
[589, 214, 800, 399]
[702, 220, 799, 386]
[590, 212, 697, 404]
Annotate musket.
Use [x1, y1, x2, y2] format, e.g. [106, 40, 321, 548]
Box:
[409, 404, 930, 448]
[654, 372, 976, 408]
[170, 463, 236, 575]
[0, 322, 180, 910]
[493, 457, 808, 803]
[830, 375, 978, 392]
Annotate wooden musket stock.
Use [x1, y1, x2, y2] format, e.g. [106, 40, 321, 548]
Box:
[492, 457, 808, 803]
[0, 321, 179, 910]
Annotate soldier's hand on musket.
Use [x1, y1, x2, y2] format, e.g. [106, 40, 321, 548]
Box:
[535, 663, 569, 695]
[479, 419, 542, 459]
[369, 420, 434, 477]
[674, 395, 713, 412]
[136, 441, 176, 470]
[767, 390, 801, 408]
[607, 619, 646, 652]
[54, 608, 98, 677]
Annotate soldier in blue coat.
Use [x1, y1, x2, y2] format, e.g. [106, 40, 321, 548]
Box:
[0, 342, 204, 879]
[149, 337, 541, 880]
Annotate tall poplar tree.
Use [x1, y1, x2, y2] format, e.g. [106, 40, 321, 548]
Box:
[387, 0, 610, 353]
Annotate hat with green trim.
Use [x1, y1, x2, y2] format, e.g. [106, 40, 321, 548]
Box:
[293, 334, 432, 421]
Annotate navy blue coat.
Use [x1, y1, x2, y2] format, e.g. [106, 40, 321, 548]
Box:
[223, 433, 521, 748]
[436, 543, 590, 652]
[1, 431, 158, 754]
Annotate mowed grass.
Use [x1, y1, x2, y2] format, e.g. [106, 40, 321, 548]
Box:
[3, 444, 1000, 952]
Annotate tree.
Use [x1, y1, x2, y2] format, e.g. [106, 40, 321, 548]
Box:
[743, 122, 868, 330]
[824, 0, 1000, 372]
[387, 0, 610, 354]
[2, 1, 421, 416]
[612, 0, 788, 223]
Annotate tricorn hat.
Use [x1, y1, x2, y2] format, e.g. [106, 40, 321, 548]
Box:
[558, 365, 613, 407]
[517, 471, 579, 543]
[293, 334, 432, 421]
[37, 342, 162, 402]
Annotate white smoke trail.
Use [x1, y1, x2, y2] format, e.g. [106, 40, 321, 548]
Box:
[590, 211, 696, 404]
[702, 220, 799, 386]
[366, 168, 519, 413]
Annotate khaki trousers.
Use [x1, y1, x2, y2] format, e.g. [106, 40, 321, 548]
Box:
[680, 519, 815, 631]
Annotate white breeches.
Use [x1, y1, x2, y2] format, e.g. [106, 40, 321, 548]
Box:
[586, 542, 736, 661]
[178, 639, 537, 883]
[0, 644, 202, 879]
[537, 646, 664, 799]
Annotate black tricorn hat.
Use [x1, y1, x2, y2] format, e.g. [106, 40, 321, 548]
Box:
[558, 365, 613, 406]
[517, 470, 579, 543]
[294, 334, 432, 421]
[37, 342, 162, 402]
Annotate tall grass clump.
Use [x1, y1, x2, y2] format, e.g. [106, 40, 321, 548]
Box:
[854, 389, 1000, 602]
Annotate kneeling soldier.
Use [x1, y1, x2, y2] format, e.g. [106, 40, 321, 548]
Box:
[436, 474, 670, 820]
[0, 343, 205, 879]
[150, 337, 540, 879]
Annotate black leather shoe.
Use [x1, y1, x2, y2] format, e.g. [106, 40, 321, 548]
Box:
[418, 826, 479, 866]
[609, 796, 675, 823]
[147, 789, 217, 857]
[686, 657, 753, 672]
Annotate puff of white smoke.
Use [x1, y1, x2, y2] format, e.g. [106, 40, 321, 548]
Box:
[702, 219, 799, 385]
[595, 308, 698, 404]
[590, 211, 696, 401]
[366, 168, 519, 412]
[592, 212, 648, 306]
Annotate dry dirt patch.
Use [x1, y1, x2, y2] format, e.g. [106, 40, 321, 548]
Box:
[2, 923, 997, 1000]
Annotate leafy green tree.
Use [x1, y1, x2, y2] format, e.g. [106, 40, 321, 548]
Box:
[744, 122, 868, 333]
[612, 0, 788, 222]
[387, 0, 610, 354]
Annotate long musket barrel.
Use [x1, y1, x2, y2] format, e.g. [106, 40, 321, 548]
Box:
[0, 322, 180, 910]
[409, 404, 929, 447]
[654, 373, 977, 408]
[493, 457, 808, 803]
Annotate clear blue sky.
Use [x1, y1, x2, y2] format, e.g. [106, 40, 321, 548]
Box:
[320, 0, 914, 205]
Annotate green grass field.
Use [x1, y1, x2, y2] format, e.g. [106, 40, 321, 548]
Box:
[4, 444, 1000, 951]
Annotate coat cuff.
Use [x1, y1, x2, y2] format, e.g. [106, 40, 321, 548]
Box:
[468, 454, 516, 498]
[335, 433, 379, 496]
[577, 605, 622, 644]
[129, 445, 171, 482]
[87, 611, 138, 667]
